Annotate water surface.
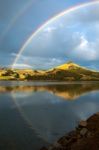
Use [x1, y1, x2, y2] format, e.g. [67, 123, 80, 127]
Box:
[0, 81, 99, 150]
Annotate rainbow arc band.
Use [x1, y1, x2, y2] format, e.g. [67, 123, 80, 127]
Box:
[12, 0, 99, 67]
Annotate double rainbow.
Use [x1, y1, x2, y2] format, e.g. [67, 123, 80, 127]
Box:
[12, 0, 99, 67]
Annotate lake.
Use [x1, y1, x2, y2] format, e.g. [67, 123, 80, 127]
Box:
[0, 81, 99, 150]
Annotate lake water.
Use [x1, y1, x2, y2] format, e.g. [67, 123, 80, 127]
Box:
[0, 81, 99, 150]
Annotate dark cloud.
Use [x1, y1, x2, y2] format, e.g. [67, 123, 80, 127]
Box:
[0, 0, 96, 67]
[15, 2, 99, 69]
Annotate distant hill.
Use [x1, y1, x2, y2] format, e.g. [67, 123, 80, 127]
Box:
[0, 61, 99, 81]
[45, 61, 99, 81]
[55, 61, 80, 70]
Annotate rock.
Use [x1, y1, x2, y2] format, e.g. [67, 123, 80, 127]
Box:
[96, 112, 99, 115]
[80, 128, 88, 136]
[68, 131, 76, 137]
[41, 113, 99, 150]
[79, 120, 87, 127]
[58, 136, 68, 145]
[40, 147, 48, 150]
[50, 148, 62, 150]
[87, 131, 92, 137]
[48, 145, 62, 150]
[53, 142, 62, 148]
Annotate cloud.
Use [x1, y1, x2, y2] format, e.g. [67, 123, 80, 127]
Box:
[12, 63, 32, 69]
[15, 3, 99, 70]
[71, 34, 98, 61]
[15, 55, 64, 69]
[43, 26, 57, 33]
[65, 3, 99, 24]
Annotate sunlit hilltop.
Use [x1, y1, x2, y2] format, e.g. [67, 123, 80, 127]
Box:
[0, 61, 99, 81]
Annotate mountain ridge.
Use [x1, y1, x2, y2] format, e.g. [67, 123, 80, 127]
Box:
[0, 61, 99, 81]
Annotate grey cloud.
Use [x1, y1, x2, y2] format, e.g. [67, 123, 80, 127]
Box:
[16, 55, 64, 69]
[15, 2, 99, 69]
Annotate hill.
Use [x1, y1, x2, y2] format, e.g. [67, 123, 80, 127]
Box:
[45, 61, 99, 81]
[0, 61, 99, 81]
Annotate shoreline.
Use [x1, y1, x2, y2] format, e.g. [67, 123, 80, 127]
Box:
[41, 112, 99, 150]
[1, 80, 99, 83]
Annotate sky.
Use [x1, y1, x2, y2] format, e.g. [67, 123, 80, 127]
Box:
[0, 0, 99, 70]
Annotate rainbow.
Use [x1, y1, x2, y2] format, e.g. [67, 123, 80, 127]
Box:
[12, 0, 99, 67]
[0, 0, 36, 43]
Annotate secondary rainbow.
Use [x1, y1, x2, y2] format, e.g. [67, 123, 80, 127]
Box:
[12, 0, 99, 67]
[0, 0, 36, 43]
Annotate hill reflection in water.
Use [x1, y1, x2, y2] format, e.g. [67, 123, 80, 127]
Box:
[0, 81, 99, 149]
[0, 82, 99, 100]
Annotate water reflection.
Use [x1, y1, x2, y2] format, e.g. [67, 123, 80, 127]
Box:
[0, 81, 99, 149]
[0, 81, 99, 100]
[10, 82, 99, 141]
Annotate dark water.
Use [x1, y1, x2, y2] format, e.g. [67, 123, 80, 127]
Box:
[0, 81, 99, 150]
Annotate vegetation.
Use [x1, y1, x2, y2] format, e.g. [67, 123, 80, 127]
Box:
[0, 61, 99, 81]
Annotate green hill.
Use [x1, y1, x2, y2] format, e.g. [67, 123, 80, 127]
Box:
[0, 61, 99, 81]
[45, 61, 99, 81]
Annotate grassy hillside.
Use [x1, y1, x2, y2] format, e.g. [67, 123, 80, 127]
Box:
[0, 61, 99, 81]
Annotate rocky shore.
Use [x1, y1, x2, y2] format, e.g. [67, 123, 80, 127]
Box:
[41, 112, 99, 150]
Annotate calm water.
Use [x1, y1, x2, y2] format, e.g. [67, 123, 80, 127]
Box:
[0, 81, 99, 150]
